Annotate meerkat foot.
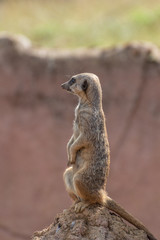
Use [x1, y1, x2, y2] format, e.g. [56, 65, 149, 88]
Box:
[74, 196, 81, 204]
[75, 201, 90, 213]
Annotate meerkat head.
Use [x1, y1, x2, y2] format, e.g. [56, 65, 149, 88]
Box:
[61, 73, 102, 107]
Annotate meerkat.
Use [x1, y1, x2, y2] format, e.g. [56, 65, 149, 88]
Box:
[61, 73, 157, 240]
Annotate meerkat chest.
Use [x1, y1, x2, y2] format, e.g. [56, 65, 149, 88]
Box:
[73, 117, 80, 138]
[73, 104, 81, 137]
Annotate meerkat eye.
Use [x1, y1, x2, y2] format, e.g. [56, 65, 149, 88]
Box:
[82, 80, 88, 92]
[69, 77, 76, 85]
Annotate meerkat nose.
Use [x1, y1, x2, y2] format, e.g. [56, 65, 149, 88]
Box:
[61, 83, 66, 89]
[61, 83, 71, 91]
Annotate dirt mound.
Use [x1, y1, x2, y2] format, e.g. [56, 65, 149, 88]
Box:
[0, 34, 159, 239]
[33, 204, 148, 240]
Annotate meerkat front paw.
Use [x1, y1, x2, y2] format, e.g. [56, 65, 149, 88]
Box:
[68, 152, 73, 165]
[69, 153, 76, 164]
[75, 202, 90, 213]
[70, 158, 74, 164]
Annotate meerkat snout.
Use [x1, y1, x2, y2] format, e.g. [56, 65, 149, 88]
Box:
[61, 82, 70, 91]
[61, 77, 76, 92]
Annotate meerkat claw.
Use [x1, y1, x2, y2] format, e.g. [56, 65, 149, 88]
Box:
[75, 202, 90, 213]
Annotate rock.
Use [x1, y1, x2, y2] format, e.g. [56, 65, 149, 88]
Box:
[32, 204, 148, 240]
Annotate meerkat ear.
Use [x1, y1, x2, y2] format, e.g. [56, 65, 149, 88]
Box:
[82, 80, 88, 92]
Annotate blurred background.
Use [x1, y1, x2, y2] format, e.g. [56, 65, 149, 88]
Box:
[0, 0, 160, 239]
[0, 0, 160, 48]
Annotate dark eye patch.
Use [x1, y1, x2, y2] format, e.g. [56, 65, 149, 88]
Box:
[69, 77, 76, 85]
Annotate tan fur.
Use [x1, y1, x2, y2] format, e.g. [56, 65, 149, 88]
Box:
[61, 73, 157, 240]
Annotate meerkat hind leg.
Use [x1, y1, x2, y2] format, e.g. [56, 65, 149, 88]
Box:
[74, 176, 104, 213]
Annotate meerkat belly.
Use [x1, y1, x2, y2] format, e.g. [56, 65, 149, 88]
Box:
[74, 147, 91, 171]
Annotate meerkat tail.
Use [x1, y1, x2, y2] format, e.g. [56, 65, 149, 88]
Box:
[106, 197, 157, 240]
